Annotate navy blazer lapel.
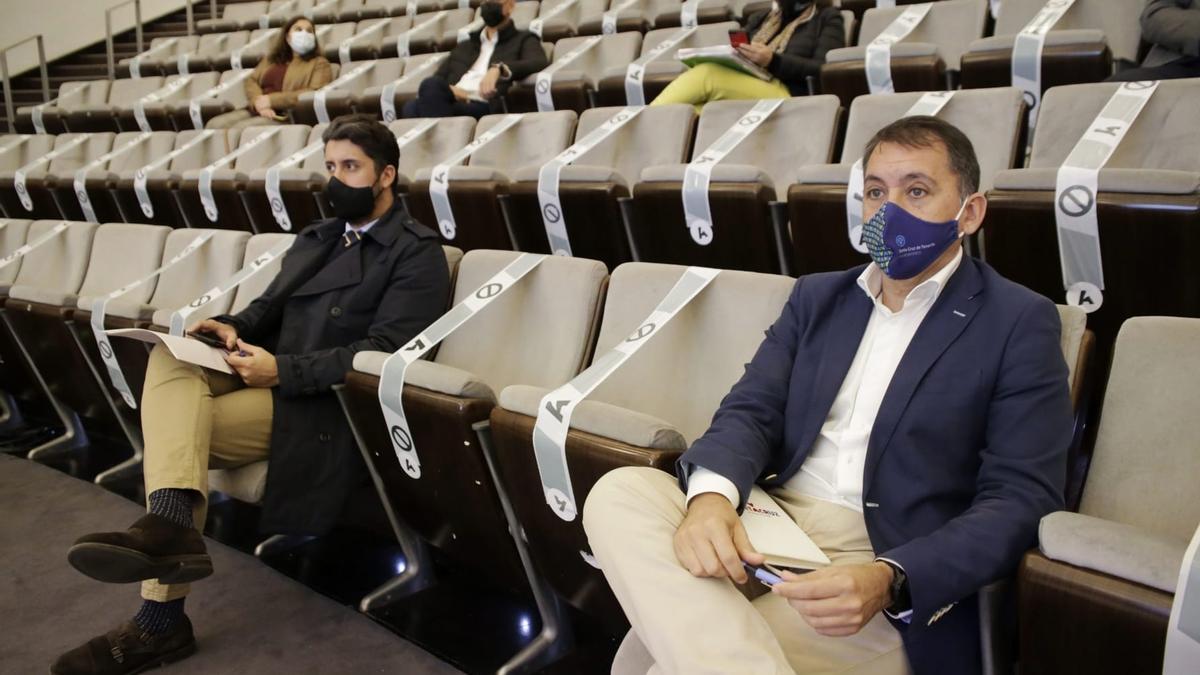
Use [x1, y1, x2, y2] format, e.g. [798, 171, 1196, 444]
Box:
[863, 257, 986, 492]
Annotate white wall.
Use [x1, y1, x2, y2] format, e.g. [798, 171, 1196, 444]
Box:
[0, 0, 190, 78]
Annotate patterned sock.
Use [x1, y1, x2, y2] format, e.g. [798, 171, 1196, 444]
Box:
[147, 488, 196, 530]
[132, 597, 186, 636]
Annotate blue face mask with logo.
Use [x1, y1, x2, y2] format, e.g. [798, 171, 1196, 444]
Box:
[860, 200, 966, 280]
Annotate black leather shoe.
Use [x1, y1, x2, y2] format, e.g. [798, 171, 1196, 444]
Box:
[67, 514, 212, 584]
[50, 617, 196, 675]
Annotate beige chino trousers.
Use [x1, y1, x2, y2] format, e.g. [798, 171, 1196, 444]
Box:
[583, 466, 911, 675]
[138, 345, 273, 602]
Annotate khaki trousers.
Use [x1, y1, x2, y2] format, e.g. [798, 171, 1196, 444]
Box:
[139, 345, 273, 602]
[582, 467, 910, 675]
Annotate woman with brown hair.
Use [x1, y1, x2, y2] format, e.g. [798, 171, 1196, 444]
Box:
[208, 16, 334, 129]
[651, 0, 844, 111]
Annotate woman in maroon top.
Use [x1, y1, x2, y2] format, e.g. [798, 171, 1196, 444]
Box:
[208, 16, 334, 129]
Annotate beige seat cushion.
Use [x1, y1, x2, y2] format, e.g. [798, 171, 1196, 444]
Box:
[1039, 511, 1187, 594]
[500, 384, 686, 450]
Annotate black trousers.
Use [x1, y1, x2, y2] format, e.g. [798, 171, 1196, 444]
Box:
[402, 76, 491, 119]
[1107, 56, 1200, 82]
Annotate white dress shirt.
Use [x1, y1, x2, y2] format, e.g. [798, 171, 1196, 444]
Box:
[686, 248, 964, 512]
[345, 218, 379, 235]
[454, 28, 499, 102]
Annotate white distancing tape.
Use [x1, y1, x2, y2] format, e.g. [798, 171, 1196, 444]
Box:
[134, 130, 219, 218]
[74, 132, 155, 223]
[538, 106, 642, 255]
[864, 3, 932, 95]
[533, 266, 720, 521]
[1053, 80, 1158, 313]
[0, 220, 70, 272]
[265, 141, 326, 232]
[0, 136, 29, 157]
[306, 0, 337, 20]
[177, 51, 192, 76]
[535, 36, 602, 112]
[379, 253, 547, 478]
[189, 70, 255, 130]
[530, 0, 580, 38]
[380, 57, 443, 122]
[31, 103, 49, 134]
[989, 0, 1002, 19]
[315, 61, 376, 124]
[429, 113, 522, 239]
[682, 98, 782, 246]
[232, 30, 280, 70]
[199, 127, 285, 222]
[876, 0, 897, 7]
[129, 38, 179, 79]
[396, 11, 447, 57]
[134, 76, 194, 132]
[14, 134, 91, 212]
[602, 0, 639, 35]
[845, 90, 954, 252]
[340, 19, 391, 65]
[680, 0, 701, 28]
[1164, 524, 1200, 673]
[407, 0, 419, 16]
[458, 18, 485, 43]
[93, 233, 214, 409]
[625, 27, 696, 105]
[168, 237, 294, 335]
[1012, 0, 1076, 133]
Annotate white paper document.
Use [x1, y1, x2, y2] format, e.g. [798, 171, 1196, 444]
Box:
[106, 328, 234, 375]
[741, 486, 832, 570]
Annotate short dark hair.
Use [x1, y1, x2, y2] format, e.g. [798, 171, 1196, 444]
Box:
[862, 116, 981, 199]
[322, 114, 400, 192]
[266, 16, 321, 65]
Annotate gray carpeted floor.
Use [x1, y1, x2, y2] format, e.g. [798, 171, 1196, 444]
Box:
[0, 454, 463, 674]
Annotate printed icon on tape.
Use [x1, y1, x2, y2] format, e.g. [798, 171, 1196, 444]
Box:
[546, 486, 577, 520]
[439, 219, 456, 239]
[1058, 184, 1095, 218]
[1067, 281, 1103, 313]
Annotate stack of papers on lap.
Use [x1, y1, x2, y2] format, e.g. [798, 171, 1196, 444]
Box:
[107, 328, 233, 375]
[741, 486, 831, 570]
[677, 45, 773, 81]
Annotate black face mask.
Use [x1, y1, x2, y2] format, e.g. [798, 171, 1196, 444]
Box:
[324, 176, 379, 222]
[480, 1, 505, 27]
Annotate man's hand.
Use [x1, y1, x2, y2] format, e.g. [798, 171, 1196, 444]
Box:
[225, 339, 279, 388]
[673, 492, 764, 584]
[186, 318, 238, 351]
[772, 562, 894, 637]
[450, 85, 472, 101]
[737, 43, 774, 68]
[479, 66, 501, 99]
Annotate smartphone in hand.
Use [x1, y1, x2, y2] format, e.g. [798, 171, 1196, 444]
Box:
[187, 331, 229, 351]
[729, 29, 749, 48]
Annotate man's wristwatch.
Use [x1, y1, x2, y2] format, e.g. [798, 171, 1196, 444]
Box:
[880, 560, 911, 613]
[493, 61, 512, 81]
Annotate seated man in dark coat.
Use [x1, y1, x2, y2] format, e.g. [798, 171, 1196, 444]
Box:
[403, 0, 549, 119]
[52, 114, 451, 675]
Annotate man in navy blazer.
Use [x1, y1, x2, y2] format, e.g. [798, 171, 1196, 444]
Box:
[583, 116, 1072, 674]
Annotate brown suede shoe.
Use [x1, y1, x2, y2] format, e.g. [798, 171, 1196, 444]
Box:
[50, 617, 195, 675]
[67, 514, 212, 585]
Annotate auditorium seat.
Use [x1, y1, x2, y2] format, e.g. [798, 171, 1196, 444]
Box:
[960, 0, 1138, 97]
[197, 1, 272, 33]
[593, 21, 741, 106]
[383, 10, 477, 59]
[576, 0, 727, 35]
[504, 103, 695, 269]
[205, 27, 284, 73]
[388, 116, 477, 185]
[837, 0, 934, 21]
[505, 32, 643, 113]
[335, 17, 414, 63]
[308, 0, 369, 23]
[0, 135, 59, 218]
[530, 0, 610, 43]
[627, 96, 841, 274]
[788, 87, 1025, 276]
[488, 262, 795, 631]
[118, 36, 202, 78]
[170, 31, 253, 75]
[820, 0, 988, 107]
[647, 0, 731, 30]
[209, 241, 459, 506]
[293, 58, 404, 124]
[404, 110, 577, 251]
[14, 82, 111, 135]
[1019, 316, 1200, 675]
[0, 133, 117, 220]
[176, 125, 313, 232]
[313, 22, 362, 61]
[340, 250, 607, 599]
[355, 53, 450, 121]
[241, 123, 330, 234]
[0, 219, 32, 293]
[982, 79, 1200, 356]
[110, 129, 232, 228]
[45, 131, 178, 224]
[168, 69, 257, 131]
[63, 77, 167, 132]
[115, 73, 223, 132]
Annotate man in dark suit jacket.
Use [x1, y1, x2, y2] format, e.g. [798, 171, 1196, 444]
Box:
[583, 116, 1072, 674]
[53, 115, 450, 675]
[402, 0, 548, 119]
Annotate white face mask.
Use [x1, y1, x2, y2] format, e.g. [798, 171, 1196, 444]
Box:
[288, 30, 316, 55]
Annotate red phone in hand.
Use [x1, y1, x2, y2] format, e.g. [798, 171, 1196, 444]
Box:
[729, 29, 749, 48]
